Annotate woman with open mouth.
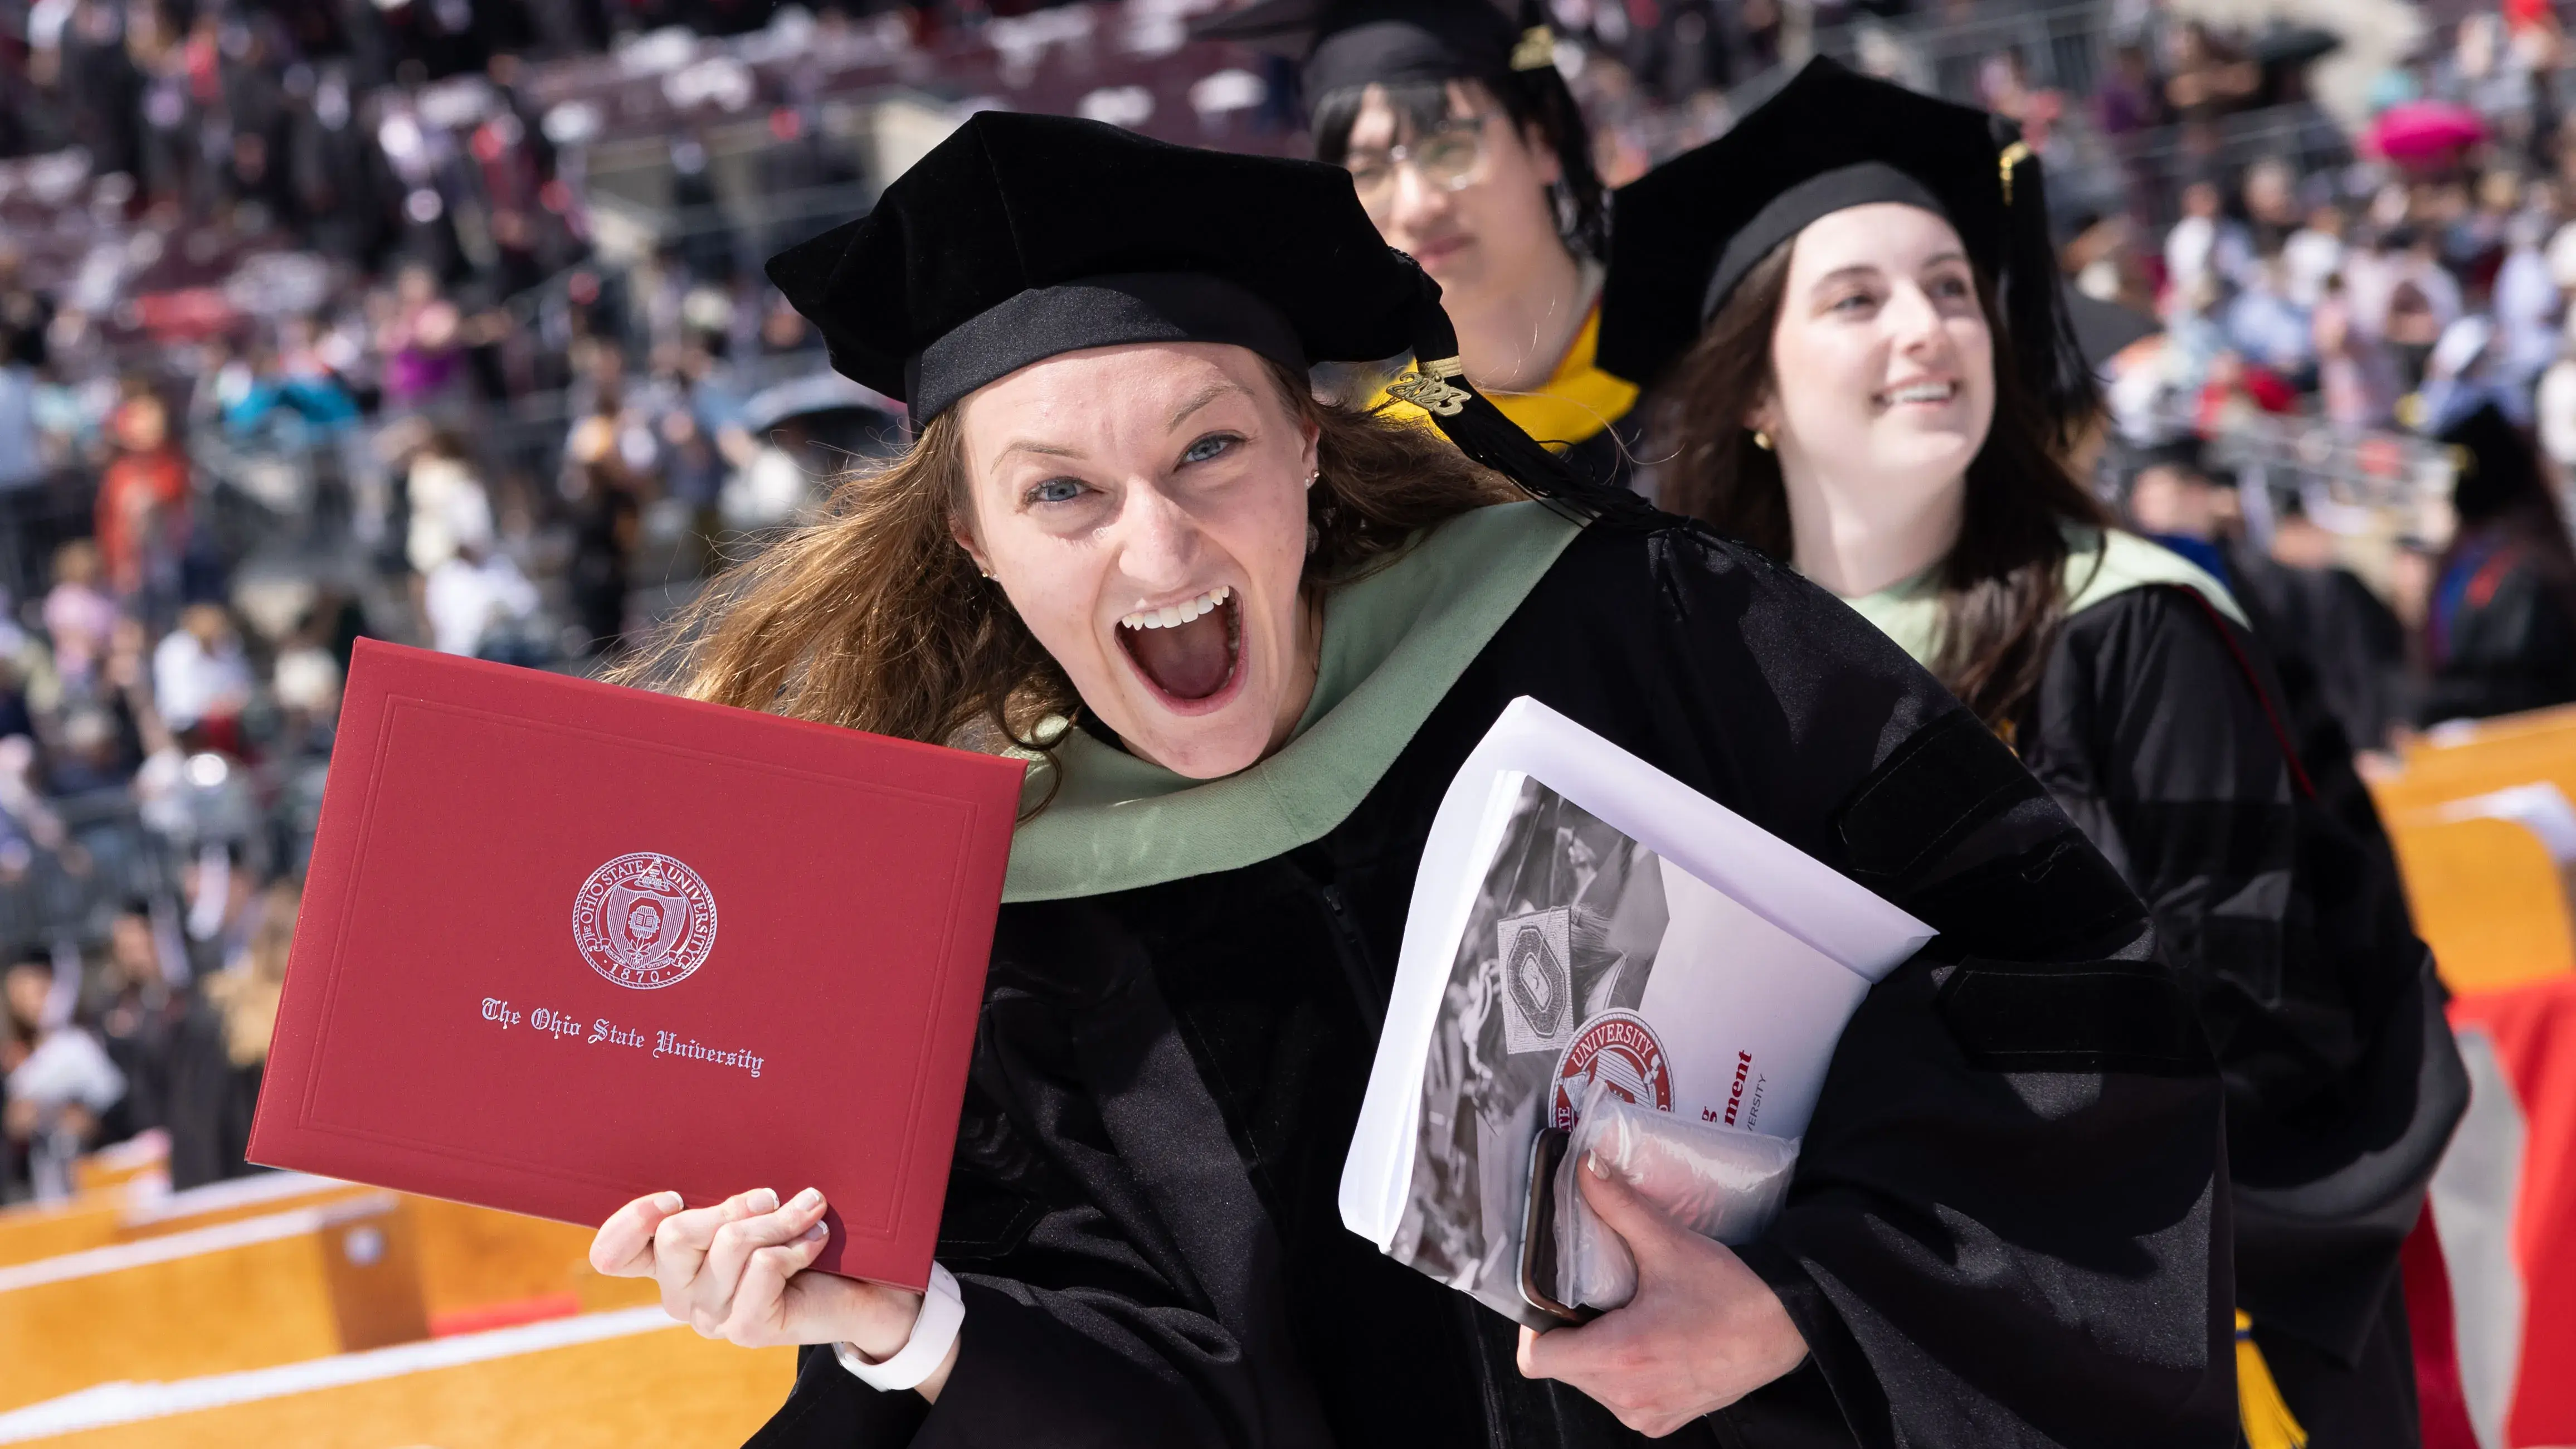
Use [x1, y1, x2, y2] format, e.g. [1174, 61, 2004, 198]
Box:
[583, 113, 2233, 1446]
[1603, 59, 2463, 1449]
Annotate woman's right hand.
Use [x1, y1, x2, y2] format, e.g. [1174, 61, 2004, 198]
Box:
[590, 1188, 932, 1369]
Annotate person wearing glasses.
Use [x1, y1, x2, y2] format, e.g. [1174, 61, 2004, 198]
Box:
[1196, 0, 1642, 488]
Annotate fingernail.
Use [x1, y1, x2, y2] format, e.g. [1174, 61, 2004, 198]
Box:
[654, 1191, 684, 1213]
[1587, 1153, 1606, 1178]
[746, 1188, 779, 1213]
[800, 1223, 828, 1243]
[790, 1187, 822, 1212]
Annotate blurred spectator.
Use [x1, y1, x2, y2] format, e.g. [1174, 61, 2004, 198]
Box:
[2225, 251, 2315, 381]
[2167, 180, 2252, 295]
[425, 526, 544, 662]
[377, 265, 470, 413]
[2316, 274, 2398, 431]
[94, 388, 190, 615]
[403, 430, 494, 579]
[2422, 404, 2576, 724]
[2097, 43, 2167, 138]
[2494, 212, 2563, 387]
[2284, 203, 2346, 309]
[0, 324, 38, 493]
[163, 880, 297, 1189]
[2163, 22, 2259, 126]
[2536, 329, 2576, 470]
[563, 413, 643, 657]
[5, 950, 124, 1203]
[152, 604, 253, 741]
[43, 541, 118, 694]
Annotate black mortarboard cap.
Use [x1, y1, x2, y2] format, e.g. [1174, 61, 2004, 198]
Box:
[2437, 401, 2544, 524]
[1192, 0, 1551, 101]
[2134, 434, 2210, 480]
[2066, 290, 2159, 378]
[1599, 57, 2096, 441]
[1190, 0, 1603, 252]
[765, 111, 1633, 514]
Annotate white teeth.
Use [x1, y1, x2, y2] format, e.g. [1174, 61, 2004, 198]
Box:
[1887, 382, 1955, 405]
[1121, 585, 1231, 631]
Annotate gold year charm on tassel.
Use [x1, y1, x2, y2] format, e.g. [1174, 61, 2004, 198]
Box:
[1388, 356, 1472, 417]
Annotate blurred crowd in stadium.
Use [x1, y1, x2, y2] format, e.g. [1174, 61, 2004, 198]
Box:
[6, 0, 2576, 1204]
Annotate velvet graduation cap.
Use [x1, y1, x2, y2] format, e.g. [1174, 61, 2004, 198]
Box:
[764, 111, 1627, 513]
[2438, 401, 2548, 526]
[1598, 57, 2097, 441]
[1195, 0, 1551, 104]
[1190, 0, 1605, 251]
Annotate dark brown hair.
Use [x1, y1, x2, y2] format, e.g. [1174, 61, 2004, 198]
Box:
[1654, 241, 2111, 730]
[1310, 77, 1607, 259]
[618, 358, 1518, 764]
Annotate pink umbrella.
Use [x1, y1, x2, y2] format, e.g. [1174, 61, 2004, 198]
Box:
[2367, 100, 2489, 164]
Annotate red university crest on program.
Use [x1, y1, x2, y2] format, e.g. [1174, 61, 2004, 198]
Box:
[573, 852, 718, 990]
[1550, 1009, 1673, 1129]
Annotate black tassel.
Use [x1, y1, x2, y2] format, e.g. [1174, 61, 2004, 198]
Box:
[1391, 250, 1648, 520]
[1990, 116, 2099, 449]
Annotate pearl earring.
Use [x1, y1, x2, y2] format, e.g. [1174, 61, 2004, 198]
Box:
[1305, 469, 1319, 490]
[1752, 430, 1773, 451]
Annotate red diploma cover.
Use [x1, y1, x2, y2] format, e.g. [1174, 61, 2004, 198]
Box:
[248, 639, 1024, 1290]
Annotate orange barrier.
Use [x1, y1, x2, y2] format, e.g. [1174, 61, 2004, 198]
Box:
[0, 1173, 369, 1270]
[2367, 704, 2576, 994]
[0, 1309, 791, 1449]
[0, 1194, 425, 1413]
[2387, 816, 2576, 996]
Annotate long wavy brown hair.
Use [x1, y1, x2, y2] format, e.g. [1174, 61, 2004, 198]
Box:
[619, 358, 1519, 765]
[1653, 242, 2110, 730]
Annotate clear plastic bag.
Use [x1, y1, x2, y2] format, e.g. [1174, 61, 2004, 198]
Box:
[1554, 1078, 1801, 1311]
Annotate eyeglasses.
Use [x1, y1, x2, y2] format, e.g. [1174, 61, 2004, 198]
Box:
[1343, 116, 1494, 215]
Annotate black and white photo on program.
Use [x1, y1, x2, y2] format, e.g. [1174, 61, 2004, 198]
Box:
[1392, 776, 1669, 1317]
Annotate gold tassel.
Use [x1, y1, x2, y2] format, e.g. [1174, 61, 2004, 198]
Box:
[1996, 141, 2030, 205]
[1386, 356, 1472, 417]
[2237, 1312, 2309, 1449]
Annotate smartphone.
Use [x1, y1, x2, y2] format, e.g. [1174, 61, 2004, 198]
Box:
[1519, 1126, 1598, 1324]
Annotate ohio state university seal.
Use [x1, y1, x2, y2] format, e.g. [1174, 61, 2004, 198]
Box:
[572, 853, 718, 990]
[1550, 1009, 1673, 1129]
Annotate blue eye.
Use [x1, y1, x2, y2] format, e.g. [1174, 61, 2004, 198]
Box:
[1028, 477, 1086, 505]
[1181, 432, 1238, 465]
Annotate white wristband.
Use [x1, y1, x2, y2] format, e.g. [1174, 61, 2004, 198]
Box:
[834, 1262, 964, 1392]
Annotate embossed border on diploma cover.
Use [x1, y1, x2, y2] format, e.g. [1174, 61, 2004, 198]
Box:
[249, 640, 1025, 1291]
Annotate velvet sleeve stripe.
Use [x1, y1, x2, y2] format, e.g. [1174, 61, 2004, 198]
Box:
[1934, 958, 2212, 1075]
[1833, 709, 2047, 886]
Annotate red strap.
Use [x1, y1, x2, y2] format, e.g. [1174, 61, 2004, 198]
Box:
[2467, 545, 2521, 611]
[2159, 585, 2318, 801]
[2404, 1203, 2483, 1449]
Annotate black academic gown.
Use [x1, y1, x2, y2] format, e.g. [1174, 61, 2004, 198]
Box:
[749, 514, 2233, 1449]
[2224, 544, 2409, 761]
[2419, 532, 2576, 726]
[2015, 586, 2467, 1449]
[1552, 412, 1649, 497]
[160, 1003, 269, 1192]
